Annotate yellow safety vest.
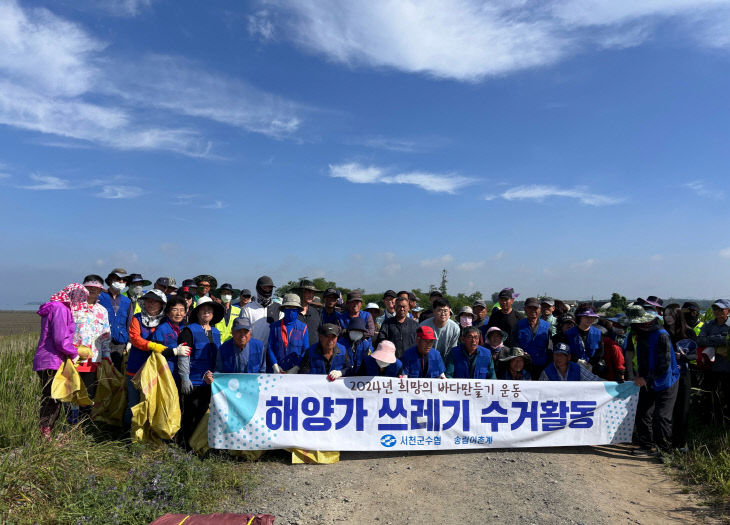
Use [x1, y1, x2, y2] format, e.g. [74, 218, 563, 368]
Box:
[215, 304, 241, 343]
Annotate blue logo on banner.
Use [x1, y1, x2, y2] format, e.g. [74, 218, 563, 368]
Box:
[380, 434, 397, 447]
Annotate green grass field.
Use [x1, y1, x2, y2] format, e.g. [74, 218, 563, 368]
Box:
[0, 333, 259, 524]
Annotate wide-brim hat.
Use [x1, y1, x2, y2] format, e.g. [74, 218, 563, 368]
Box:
[638, 296, 663, 309]
[105, 268, 128, 286]
[192, 296, 225, 325]
[127, 273, 152, 287]
[141, 289, 168, 305]
[485, 326, 508, 343]
[296, 279, 322, 293]
[371, 341, 397, 364]
[365, 302, 382, 314]
[194, 274, 218, 291]
[215, 283, 240, 297]
[457, 306, 475, 319]
[498, 346, 531, 363]
[281, 293, 302, 309]
[575, 307, 599, 318]
[626, 305, 656, 324]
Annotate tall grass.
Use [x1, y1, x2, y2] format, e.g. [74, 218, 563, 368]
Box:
[0, 334, 258, 524]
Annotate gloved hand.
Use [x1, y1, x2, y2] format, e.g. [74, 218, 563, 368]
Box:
[77, 345, 92, 360]
[180, 374, 193, 395]
[327, 370, 342, 381]
[401, 375, 409, 379]
[272, 363, 283, 374]
[148, 342, 166, 353]
[439, 373, 447, 379]
[287, 365, 300, 375]
[173, 344, 191, 357]
[125, 342, 132, 353]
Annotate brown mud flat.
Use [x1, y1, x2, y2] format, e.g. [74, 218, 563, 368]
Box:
[0, 310, 40, 336]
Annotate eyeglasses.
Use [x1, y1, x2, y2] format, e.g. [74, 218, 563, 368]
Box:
[434, 308, 450, 315]
[168, 307, 186, 313]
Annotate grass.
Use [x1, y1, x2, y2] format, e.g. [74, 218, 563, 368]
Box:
[0, 334, 259, 524]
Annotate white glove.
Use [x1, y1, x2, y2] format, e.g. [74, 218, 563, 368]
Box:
[401, 375, 408, 379]
[125, 342, 132, 353]
[272, 363, 283, 374]
[327, 370, 342, 381]
[439, 373, 447, 379]
[173, 344, 191, 357]
[287, 365, 300, 375]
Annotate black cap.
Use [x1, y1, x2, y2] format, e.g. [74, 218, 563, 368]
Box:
[346, 291, 363, 302]
[408, 291, 417, 301]
[323, 287, 339, 298]
[256, 275, 274, 288]
[558, 313, 576, 325]
[218, 283, 234, 292]
[682, 301, 700, 312]
[524, 297, 540, 308]
[383, 289, 397, 299]
[473, 300, 487, 308]
[240, 288, 252, 297]
[429, 290, 443, 298]
[318, 323, 341, 336]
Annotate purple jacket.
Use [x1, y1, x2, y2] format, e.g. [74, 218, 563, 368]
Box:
[33, 301, 78, 371]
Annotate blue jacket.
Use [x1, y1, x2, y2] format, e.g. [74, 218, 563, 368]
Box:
[186, 323, 221, 386]
[401, 346, 446, 378]
[306, 343, 348, 375]
[448, 345, 496, 379]
[639, 328, 680, 392]
[360, 354, 403, 377]
[267, 318, 309, 371]
[566, 326, 602, 361]
[216, 337, 266, 374]
[515, 318, 552, 367]
[321, 308, 342, 326]
[154, 319, 184, 378]
[338, 337, 373, 375]
[98, 291, 131, 344]
[339, 311, 372, 331]
[543, 361, 581, 381]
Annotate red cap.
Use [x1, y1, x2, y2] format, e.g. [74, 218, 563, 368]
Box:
[417, 326, 437, 341]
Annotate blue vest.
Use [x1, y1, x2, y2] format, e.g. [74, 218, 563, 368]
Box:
[186, 323, 221, 386]
[268, 319, 309, 371]
[321, 309, 342, 326]
[500, 368, 531, 381]
[98, 292, 131, 344]
[643, 328, 680, 392]
[515, 318, 551, 366]
[154, 320, 184, 377]
[307, 343, 348, 374]
[401, 346, 445, 378]
[544, 361, 581, 381]
[362, 355, 403, 377]
[338, 338, 372, 375]
[566, 326, 602, 361]
[450, 346, 494, 379]
[217, 338, 265, 374]
[126, 314, 158, 375]
[339, 311, 371, 332]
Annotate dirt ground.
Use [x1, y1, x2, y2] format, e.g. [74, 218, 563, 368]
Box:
[235, 444, 719, 525]
[0, 310, 40, 336]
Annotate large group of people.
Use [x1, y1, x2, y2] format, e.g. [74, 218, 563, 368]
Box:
[33, 268, 730, 457]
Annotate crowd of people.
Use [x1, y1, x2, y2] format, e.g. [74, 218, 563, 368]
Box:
[33, 268, 730, 457]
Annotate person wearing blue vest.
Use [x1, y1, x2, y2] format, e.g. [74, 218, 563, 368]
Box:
[98, 269, 132, 371]
[176, 296, 223, 447]
[124, 290, 192, 426]
[298, 323, 349, 380]
[565, 305, 604, 372]
[338, 317, 373, 376]
[339, 291, 376, 340]
[401, 326, 446, 379]
[625, 305, 680, 455]
[539, 343, 601, 381]
[497, 346, 532, 381]
[320, 288, 342, 326]
[445, 326, 496, 379]
[511, 297, 553, 377]
[154, 295, 190, 381]
[211, 316, 266, 375]
[268, 293, 309, 373]
[357, 340, 403, 377]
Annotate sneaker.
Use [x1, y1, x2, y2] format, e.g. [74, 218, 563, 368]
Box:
[631, 447, 654, 457]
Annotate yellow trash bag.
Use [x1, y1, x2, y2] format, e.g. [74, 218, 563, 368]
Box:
[189, 410, 210, 454]
[290, 449, 340, 464]
[92, 359, 127, 426]
[51, 359, 93, 406]
[130, 353, 181, 442]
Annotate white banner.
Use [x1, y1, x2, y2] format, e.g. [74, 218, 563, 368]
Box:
[208, 374, 639, 451]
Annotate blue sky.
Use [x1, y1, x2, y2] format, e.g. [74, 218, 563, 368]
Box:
[2, 0, 730, 307]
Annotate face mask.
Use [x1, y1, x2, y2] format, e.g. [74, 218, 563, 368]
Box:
[220, 294, 232, 304]
[349, 331, 364, 342]
[282, 308, 298, 324]
[375, 359, 390, 368]
[459, 316, 473, 328]
[129, 285, 143, 298]
[111, 281, 125, 292]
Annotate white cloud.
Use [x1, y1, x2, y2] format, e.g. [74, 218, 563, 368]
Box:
[500, 184, 623, 206]
[97, 0, 153, 17]
[720, 247, 730, 258]
[571, 258, 598, 269]
[328, 162, 475, 194]
[456, 261, 485, 271]
[97, 185, 143, 199]
[203, 200, 228, 210]
[19, 174, 72, 190]
[684, 180, 725, 199]
[420, 254, 454, 268]
[256, 0, 730, 81]
[248, 10, 275, 40]
[483, 194, 498, 201]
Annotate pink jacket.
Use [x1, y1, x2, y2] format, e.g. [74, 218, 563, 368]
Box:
[33, 301, 78, 371]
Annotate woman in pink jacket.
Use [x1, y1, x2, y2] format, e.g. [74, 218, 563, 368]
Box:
[33, 284, 88, 439]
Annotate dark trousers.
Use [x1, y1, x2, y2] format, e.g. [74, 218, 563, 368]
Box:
[672, 372, 691, 448]
[37, 370, 62, 429]
[78, 370, 98, 416]
[181, 384, 211, 446]
[636, 380, 679, 451]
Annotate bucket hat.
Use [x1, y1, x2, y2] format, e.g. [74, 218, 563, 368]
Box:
[281, 293, 303, 309]
[191, 296, 225, 325]
[626, 305, 656, 324]
[371, 341, 397, 364]
[498, 346, 531, 363]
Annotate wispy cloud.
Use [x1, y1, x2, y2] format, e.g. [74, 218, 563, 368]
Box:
[254, 1, 730, 81]
[97, 185, 143, 199]
[456, 261, 485, 271]
[721, 247, 730, 259]
[202, 200, 228, 210]
[328, 162, 475, 194]
[571, 258, 598, 269]
[500, 185, 623, 206]
[420, 254, 454, 268]
[19, 174, 72, 190]
[684, 180, 725, 200]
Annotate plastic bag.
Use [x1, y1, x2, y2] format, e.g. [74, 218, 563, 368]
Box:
[289, 449, 340, 464]
[130, 353, 181, 442]
[189, 410, 210, 454]
[92, 359, 127, 426]
[51, 359, 92, 406]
